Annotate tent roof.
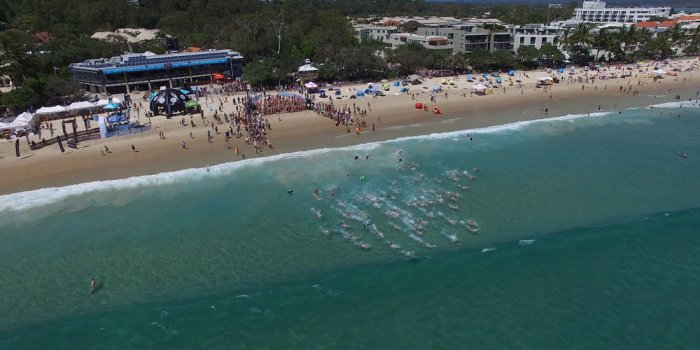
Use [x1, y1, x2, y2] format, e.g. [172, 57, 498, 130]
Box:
[67, 101, 97, 111]
[35, 105, 67, 115]
[96, 97, 123, 107]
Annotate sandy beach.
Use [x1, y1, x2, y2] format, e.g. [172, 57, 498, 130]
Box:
[0, 58, 698, 195]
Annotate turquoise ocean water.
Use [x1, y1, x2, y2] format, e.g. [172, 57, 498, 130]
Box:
[0, 101, 699, 349]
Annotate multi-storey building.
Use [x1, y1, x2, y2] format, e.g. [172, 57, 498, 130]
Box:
[354, 25, 399, 43]
[509, 24, 565, 51]
[572, 0, 672, 24]
[385, 33, 452, 52]
[69, 49, 244, 94]
[416, 23, 513, 53]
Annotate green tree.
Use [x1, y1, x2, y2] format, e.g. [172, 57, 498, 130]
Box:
[468, 48, 494, 71]
[393, 43, 429, 76]
[0, 87, 39, 112]
[539, 43, 565, 65]
[492, 49, 515, 69]
[516, 45, 539, 68]
[0, 29, 38, 88]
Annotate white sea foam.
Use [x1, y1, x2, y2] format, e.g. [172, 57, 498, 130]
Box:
[0, 143, 378, 212]
[0, 110, 637, 212]
[649, 101, 700, 109]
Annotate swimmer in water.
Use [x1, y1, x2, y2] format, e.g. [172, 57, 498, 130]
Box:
[287, 189, 294, 194]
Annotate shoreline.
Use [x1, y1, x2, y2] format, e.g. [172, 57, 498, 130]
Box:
[0, 60, 698, 195]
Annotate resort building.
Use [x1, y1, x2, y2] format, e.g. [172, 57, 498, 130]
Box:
[385, 33, 452, 52]
[571, 0, 672, 24]
[68, 49, 244, 94]
[416, 23, 513, 53]
[509, 24, 565, 51]
[354, 24, 399, 43]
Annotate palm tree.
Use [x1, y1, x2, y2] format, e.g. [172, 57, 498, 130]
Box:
[666, 23, 686, 53]
[641, 32, 673, 60]
[561, 27, 574, 52]
[592, 28, 616, 61]
[617, 25, 640, 56]
[683, 26, 700, 55]
[570, 23, 595, 48]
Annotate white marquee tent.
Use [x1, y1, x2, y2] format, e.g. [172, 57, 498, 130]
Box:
[35, 105, 67, 115]
[67, 101, 98, 111]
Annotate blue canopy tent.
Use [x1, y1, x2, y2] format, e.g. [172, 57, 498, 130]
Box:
[482, 73, 489, 78]
[557, 68, 565, 74]
[400, 87, 410, 93]
[508, 69, 515, 76]
[466, 74, 474, 82]
[393, 81, 401, 87]
[107, 114, 125, 124]
[432, 84, 442, 92]
[335, 90, 341, 96]
[370, 86, 381, 94]
[495, 77, 502, 84]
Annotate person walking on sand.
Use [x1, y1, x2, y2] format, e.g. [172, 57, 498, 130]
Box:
[131, 144, 136, 152]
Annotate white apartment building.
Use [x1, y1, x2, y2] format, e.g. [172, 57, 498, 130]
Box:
[385, 33, 452, 51]
[354, 24, 399, 43]
[572, 0, 671, 24]
[509, 24, 565, 51]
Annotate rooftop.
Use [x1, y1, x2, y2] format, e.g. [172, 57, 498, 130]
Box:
[91, 28, 171, 43]
[69, 49, 243, 74]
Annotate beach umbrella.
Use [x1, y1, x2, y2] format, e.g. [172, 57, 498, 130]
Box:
[103, 103, 121, 110]
[304, 81, 318, 89]
[213, 73, 226, 81]
[557, 68, 565, 74]
[180, 88, 191, 95]
[380, 79, 388, 83]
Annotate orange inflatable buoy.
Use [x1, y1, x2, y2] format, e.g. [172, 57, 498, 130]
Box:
[415, 102, 423, 109]
[432, 107, 441, 114]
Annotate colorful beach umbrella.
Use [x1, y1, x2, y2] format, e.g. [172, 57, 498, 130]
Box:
[103, 103, 121, 110]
